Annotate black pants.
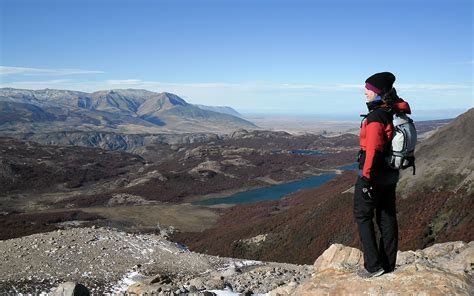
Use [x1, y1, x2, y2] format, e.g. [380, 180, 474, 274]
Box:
[353, 176, 398, 272]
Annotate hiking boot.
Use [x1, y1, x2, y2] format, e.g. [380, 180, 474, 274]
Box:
[356, 267, 385, 278]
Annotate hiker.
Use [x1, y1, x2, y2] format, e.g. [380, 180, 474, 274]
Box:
[354, 72, 412, 278]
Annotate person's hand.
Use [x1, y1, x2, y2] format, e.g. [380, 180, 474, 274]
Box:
[360, 176, 374, 200]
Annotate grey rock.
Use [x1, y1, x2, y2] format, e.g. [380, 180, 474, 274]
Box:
[189, 277, 205, 290]
[205, 278, 226, 290]
[148, 273, 172, 285]
[51, 282, 90, 296]
[221, 266, 238, 277]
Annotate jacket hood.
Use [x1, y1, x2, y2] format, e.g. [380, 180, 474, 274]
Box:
[393, 98, 411, 114]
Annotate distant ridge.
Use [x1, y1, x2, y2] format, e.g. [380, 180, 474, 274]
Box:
[195, 104, 243, 118]
[0, 88, 257, 135]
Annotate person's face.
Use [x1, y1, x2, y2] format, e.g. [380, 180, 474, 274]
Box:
[365, 87, 378, 102]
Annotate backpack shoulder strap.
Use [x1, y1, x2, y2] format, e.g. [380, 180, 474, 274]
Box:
[359, 114, 368, 128]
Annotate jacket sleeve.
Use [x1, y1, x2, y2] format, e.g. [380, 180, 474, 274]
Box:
[362, 121, 386, 180]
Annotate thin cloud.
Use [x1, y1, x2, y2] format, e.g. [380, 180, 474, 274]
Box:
[2, 79, 74, 85]
[396, 84, 471, 91]
[0, 66, 106, 75]
[448, 60, 474, 65]
[107, 79, 142, 85]
[139, 81, 344, 92]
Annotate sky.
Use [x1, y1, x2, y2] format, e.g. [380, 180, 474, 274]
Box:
[0, 0, 472, 119]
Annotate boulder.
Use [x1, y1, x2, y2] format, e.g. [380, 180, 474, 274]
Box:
[205, 277, 227, 290]
[51, 282, 90, 296]
[189, 277, 205, 290]
[126, 282, 161, 294]
[313, 243, 363, 273]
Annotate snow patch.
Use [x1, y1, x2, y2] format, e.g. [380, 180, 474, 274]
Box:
[205, 286, 238, 296]
[219, 259, 264, 270]
[112, 271, 145, 293]
[159, 245, 175, 253]
[206, 286, 269, 296]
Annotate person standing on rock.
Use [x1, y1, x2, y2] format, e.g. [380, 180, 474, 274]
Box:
[354, 72, 412, 278]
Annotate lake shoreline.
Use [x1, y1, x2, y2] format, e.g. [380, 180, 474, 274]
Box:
[187, 162, 357, 206]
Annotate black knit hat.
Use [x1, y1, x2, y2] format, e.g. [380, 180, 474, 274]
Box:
[365, 72, 396, 94]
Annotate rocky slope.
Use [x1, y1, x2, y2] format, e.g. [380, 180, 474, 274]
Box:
[396, 108, 474, 249]
[399, 107, 474, 195]
[0, 88, 257, 135]
[0, 227, 312, 295]
[194, 104, 243, 118]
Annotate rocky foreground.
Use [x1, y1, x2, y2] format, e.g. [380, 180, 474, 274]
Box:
[0, 227, 311, 294]
[271, 242, 473, 296]
[0, 227, 472, 295]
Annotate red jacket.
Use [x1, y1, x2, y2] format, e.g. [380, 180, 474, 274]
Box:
[359, 99, 411, 181]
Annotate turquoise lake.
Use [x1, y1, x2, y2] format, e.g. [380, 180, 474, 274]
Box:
[193, 162, 358, 206]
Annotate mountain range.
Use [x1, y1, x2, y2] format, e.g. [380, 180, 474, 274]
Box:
[0, 88, 256, 135]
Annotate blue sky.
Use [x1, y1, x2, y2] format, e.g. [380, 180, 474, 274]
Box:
[0, 0, 472, 119]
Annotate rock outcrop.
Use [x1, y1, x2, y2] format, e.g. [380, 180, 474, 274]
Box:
[269, 241, 474, 295]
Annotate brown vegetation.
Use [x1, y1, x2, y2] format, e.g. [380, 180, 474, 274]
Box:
[173, 172, 474, 265]
[0, 137, 144, 194]
[0, 210, 103, 240]
[397, 189, 473, 250]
